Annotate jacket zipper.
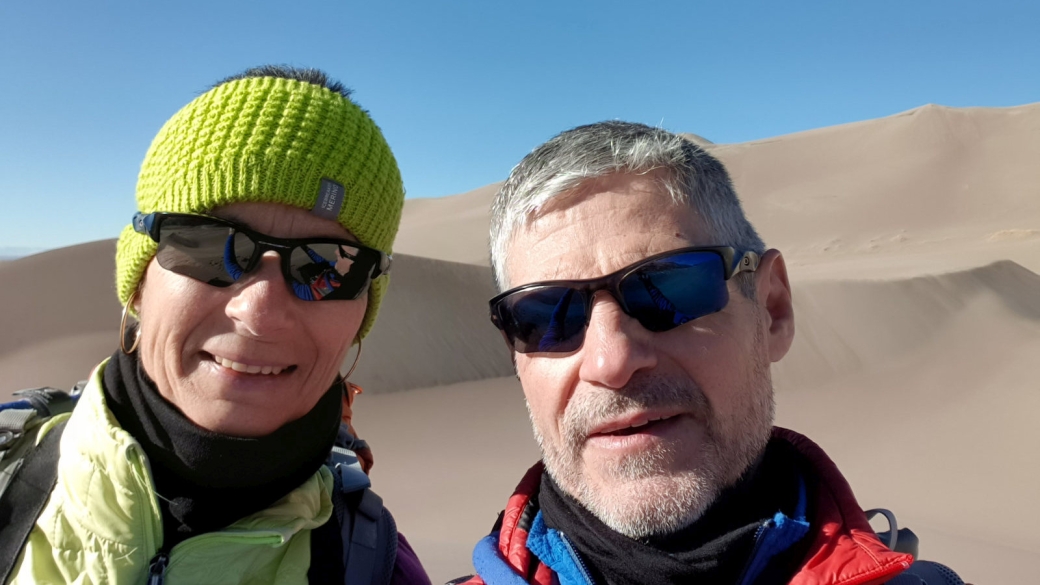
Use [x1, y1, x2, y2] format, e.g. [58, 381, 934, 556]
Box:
[126, 443, 167, 584]
[735, 521, 770, 585]
[559, 533, 596, 585]
[146, 550, 169, 585]
[121, 413, 302, 584]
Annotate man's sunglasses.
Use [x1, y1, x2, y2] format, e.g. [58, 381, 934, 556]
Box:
[489, 247, 759, 354]
[133, 212, 391, 302]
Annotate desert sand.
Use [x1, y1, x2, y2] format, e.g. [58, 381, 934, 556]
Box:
[2, 102, 1038, 583]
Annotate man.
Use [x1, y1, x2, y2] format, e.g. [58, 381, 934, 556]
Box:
[463, 122, 962, 584]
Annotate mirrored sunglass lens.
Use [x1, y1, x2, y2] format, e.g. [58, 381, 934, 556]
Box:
[288, 243, 371, 301]
[619, 251, 729, 331]
[156, 218, 254, 287]
[501, 287, 588, 353]
[227, 232, 256, 281]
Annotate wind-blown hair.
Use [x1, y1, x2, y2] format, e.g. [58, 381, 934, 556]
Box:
[214, 65, 353, 100]
[489, 121, 765, 296]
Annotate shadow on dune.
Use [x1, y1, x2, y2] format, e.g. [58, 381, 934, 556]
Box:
[780, 260, 1040, 389]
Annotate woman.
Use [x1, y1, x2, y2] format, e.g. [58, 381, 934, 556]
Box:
[7, 66, 430, 584]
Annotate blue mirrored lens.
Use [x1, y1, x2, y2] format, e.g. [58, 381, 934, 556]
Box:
[619, 251, 728, 331]
[502, 287, 588, 353]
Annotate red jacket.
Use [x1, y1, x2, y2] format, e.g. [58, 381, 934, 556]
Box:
[464, 428, 912, 585]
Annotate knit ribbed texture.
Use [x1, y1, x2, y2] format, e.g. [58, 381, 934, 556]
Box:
[115, 76, 404, 339]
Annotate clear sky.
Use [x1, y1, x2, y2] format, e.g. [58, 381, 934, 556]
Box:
[1, 0, 1037, 253]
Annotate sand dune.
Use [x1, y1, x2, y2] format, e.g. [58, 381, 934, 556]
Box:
[2, 103, 1038, 583]
[0, 240, 121, 395]
[397, 103, 1040, 278]
[350, 254, 513, 393]
[778, 259, 1040, 387]
[395, 183, 501, 265]
[775, 265, 1040, 584]
[720, 104, 1040, 250]
[351, 376, 538, 582]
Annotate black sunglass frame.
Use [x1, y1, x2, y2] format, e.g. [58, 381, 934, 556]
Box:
[488, 246, 760, 349]
[133, 211, 392, 297]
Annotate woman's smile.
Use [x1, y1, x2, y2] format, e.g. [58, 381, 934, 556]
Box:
[205, 351, 294, 376]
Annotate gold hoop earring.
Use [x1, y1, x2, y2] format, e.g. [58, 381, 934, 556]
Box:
[344, 338, 363, 379]
[120, 290, 141, 355]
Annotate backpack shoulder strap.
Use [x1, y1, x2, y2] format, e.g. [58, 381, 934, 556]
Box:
[344, 487, 398, 585]
[865, 508, 920, 558]
[865, 509, 965, 585]
[328, 447, 398, 585]
[0, 387, 80, 496]
[0, 418, 67, 583]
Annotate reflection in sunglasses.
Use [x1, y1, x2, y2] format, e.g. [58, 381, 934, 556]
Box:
[141, 212, 390, 302]
[539, 289, 576, 352]
[166, 232, 202, 249]
[637, 272, 690, 326]
[295, 246, 341, 301]
[334, 245, 358, 275]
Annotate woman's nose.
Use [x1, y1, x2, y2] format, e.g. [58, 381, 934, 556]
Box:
[224, 251, 295, 337]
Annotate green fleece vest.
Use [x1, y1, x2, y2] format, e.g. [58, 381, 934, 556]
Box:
[8, 359, 335, 585]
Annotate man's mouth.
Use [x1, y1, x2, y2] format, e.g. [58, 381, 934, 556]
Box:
[205, 352, 296, 376]
[589, 412, 683, 437]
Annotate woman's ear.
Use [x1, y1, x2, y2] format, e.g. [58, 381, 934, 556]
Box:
[133, 275, 146, 315]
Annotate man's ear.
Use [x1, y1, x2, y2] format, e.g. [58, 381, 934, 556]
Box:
[754, 249, 794, 363]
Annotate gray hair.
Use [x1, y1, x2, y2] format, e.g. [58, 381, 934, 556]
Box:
[489, 121, 765, 296]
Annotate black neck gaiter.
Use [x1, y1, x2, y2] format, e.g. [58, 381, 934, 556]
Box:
[539, 440, 809, 585]
[103, 349, 341, 550]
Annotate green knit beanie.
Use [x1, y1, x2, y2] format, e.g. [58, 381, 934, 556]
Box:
[116, 75, 404, 340]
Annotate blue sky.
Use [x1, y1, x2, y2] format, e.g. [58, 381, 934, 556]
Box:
[1, 0, 1037, 252]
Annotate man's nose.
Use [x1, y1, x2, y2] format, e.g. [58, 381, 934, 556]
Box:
[224, 251, 294, 337]
[577, 293, 657, 389]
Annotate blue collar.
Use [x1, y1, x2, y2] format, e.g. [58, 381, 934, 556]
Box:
[736, 475, 811, 585]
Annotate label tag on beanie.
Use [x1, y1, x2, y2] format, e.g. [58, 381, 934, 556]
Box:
[313, 178, 345, 220]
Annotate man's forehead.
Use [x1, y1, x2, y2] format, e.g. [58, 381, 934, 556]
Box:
[505, 175, 710, 285]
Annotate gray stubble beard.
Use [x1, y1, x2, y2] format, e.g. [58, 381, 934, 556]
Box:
[528, 350, 775, 539]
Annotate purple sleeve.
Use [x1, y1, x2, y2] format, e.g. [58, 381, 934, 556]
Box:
[391, 532, 433, 585]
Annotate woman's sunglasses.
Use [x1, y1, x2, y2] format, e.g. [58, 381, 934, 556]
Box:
[133, 212, 391, 302]
[489, 247, 759, 354]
